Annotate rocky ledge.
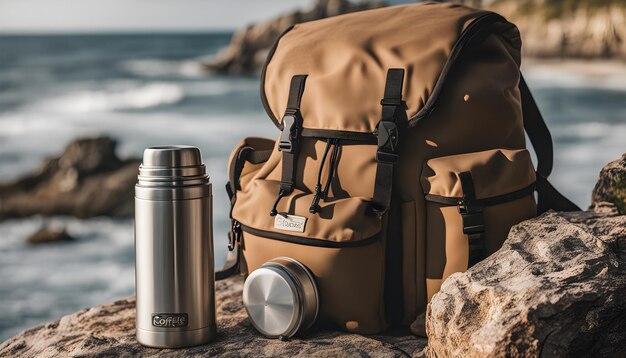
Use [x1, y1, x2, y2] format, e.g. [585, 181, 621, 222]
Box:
[0, 136, 139, 220]
[2, 156, 625, 357]
[2, 208, 623, 357]
[0, 276, 427, 357]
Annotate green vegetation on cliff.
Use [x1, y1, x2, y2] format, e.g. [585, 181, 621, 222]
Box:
[506, 0, 626, 18]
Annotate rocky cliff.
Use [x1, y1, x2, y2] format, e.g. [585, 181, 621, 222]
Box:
[2, 155, 625, 357]
[204, 0, 626, 75]
[490, 0, 626, 60]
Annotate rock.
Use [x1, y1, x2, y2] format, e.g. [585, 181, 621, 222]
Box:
[489, 0, 626, 60]
[204, 0, 386, 74]
[425, 208, 626, 357]
[26, 227, 75, 244]
[0, 276, 427, 357]
[0, 137, 140, 220]
[591, 153, 626, 215]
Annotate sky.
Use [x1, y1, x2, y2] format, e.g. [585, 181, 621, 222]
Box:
[0, 0, 313, 33]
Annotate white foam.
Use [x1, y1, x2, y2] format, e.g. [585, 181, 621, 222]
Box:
[32, 82, 184, 113]
[120, 59, 206, 78]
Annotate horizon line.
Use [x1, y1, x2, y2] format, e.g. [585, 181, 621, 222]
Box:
[0, 28, 237, 36]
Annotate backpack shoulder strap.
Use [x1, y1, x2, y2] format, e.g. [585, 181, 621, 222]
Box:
[520, 74, 580, 213]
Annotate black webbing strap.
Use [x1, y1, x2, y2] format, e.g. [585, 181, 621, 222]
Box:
[270, 74, 307, 216]
[220, 144, 272, 281]
[372, 69, 406, 216]
[227, 147, 273, 196]
[520, 75, 580, 213]
[458, 172, 485, 267]
[247, 149, 272, 164]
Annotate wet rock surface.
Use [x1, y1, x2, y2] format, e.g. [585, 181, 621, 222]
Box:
[25, 227, 75, 244]
[0, 276, 427, 357]
[426, 208, 626, 357]
[0, 137, 140, 220]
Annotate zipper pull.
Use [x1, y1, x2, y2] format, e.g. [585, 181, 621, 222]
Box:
[270, 189, 287, 216]
[309, 184, 323, 214]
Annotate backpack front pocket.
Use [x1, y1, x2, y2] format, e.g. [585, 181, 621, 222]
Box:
[421, 149, 537, 302]
[232, 178, 387, 334]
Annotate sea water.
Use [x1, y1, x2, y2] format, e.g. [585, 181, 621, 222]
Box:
[0, 34, 624, 341]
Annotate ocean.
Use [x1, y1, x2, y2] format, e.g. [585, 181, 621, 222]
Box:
[0, 33, 624, 341]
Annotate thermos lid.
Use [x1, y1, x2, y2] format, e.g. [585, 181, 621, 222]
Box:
[136, 145, 210, 200]
[142, 145, 203, 168]
[243, 257, 318, 339]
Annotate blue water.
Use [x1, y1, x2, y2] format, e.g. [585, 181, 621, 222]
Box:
[0, 34, 624, 342]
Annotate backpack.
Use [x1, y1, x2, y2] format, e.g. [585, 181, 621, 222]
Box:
[218, 2, 580, 335]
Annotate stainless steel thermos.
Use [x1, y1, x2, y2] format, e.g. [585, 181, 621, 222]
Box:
[135, 145, 216, 348]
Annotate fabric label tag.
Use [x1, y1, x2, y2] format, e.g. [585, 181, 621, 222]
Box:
[274, 214, 307, 233]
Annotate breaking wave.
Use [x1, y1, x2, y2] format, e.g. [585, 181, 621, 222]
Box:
[120, 59, 207, 78]
[33, 82, 184, 113]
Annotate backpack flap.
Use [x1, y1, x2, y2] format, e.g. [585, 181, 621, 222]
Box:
[261, 3, 520, 134]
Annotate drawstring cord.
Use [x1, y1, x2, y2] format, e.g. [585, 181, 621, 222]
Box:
[269, 189, 286, 217]
[322, 141, 340, 199]
[309, 139, 339, 214]
[309, 139, 333, 213]
[271, 138, 340, 216]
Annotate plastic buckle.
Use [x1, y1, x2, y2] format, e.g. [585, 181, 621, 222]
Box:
[457, 200, 485, 236]
[278, 110, 300, 153]
[376, 121, 399, 163]
[228, 220, 241, 251]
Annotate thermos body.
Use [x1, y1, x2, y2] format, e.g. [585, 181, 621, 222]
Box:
[135, 146, 216, 348]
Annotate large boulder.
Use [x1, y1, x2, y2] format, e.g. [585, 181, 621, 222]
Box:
[591, 153, 626, 215]
[426, 208, 626, 357]
[0, 137, 140, 220]
[0, 276, 427, 357]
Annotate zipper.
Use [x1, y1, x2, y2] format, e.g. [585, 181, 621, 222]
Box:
[239, 223, 382, 248]
[409, 12, 504, 126]
[425, 182, 536, 208]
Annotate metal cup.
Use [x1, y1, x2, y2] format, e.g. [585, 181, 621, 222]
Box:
[243, 257, 319, 339]
[135, 145, 216, 348]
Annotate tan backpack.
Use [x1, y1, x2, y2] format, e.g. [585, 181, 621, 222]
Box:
[218, 2, 579, 335]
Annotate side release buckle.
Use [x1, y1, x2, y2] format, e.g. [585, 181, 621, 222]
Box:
[278, 110, 301, 153]
[228, 220, 241, 251]
[376, 121, 399, 163]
